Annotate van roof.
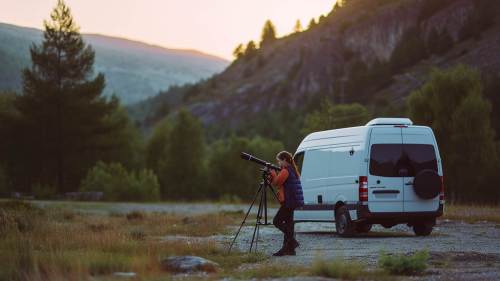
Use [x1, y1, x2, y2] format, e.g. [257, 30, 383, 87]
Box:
[366, 118, 413, 126]
[297, 118, 421, 152]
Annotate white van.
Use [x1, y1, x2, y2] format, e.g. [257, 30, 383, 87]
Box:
[293, 118, 444, 236]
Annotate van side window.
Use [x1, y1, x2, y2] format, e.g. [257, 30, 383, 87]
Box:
[294, 152, 305, 174]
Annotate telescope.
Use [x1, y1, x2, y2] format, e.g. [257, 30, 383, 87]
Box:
[240, 152, 280, 171]
[229, 152, 280, 253]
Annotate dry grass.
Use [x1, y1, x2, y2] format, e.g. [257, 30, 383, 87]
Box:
[0, 201, 258, 281]
[443, 204, 500, 223]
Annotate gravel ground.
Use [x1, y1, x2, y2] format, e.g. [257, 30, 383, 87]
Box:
[225, 208, 500, 281]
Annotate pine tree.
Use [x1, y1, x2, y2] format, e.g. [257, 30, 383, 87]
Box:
[15, 0, 121, 192]
[244, 40, 257, 57]
[232, 43, 245, 60]
[157, 109, 205, 199]
[294, 19, 303, 33]
[308, 18, 317, 29]
[260, 20, 277, 48]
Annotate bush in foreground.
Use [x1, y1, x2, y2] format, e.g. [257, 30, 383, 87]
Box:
[378, 250, 429, 275]
[311, 257, 365, 280]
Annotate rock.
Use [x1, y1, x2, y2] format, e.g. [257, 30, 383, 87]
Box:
[113, 272, 137, 278]
[160, 256, 219, 273]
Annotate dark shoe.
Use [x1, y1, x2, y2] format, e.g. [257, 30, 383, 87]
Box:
[285, 249, 296, 256]
[290, 239, 299, 249]
[272, 248, 287, 256]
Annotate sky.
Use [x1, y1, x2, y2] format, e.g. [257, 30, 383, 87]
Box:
[0, 0, 336, 60]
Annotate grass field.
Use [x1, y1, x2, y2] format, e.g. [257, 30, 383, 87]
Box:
[1, 200, 498, 280]
[443, 203, 500, 223]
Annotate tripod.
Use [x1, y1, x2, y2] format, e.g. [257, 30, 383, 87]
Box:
[228, 168, 278, 253]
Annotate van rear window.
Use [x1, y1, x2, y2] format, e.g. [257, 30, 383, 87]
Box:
[370, 144, 437, 177]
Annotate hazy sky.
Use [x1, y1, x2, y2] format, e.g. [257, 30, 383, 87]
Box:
[0, 0, 335, 60]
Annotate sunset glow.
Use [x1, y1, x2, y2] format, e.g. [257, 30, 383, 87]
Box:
[0, 0, 336, 59]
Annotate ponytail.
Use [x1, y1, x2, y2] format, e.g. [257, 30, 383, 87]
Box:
[277, 151, 301, 177]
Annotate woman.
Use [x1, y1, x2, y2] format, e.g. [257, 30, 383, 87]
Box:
[268, 151, 304, 256]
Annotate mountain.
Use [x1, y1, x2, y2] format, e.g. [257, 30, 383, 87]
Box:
[0, 22, 229, 104]
[131, 0, 500, 138]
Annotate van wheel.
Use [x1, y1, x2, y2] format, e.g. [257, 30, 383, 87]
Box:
[335, 206, 355, 237]
[355, 223, 372, 233]
[413, 223, 433, 236]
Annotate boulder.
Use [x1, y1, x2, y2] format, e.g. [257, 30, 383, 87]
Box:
[160, 256, 219, 273]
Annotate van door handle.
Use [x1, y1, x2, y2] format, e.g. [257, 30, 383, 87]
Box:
[405, 181, 413, 186]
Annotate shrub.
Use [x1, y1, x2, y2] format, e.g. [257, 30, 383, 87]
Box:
[312, 258, 365, 280]
[378, 250, 429, 275]
[126, 210, 145, 221]
[32, 183, 57, 199]
[80, 161, 160, 201]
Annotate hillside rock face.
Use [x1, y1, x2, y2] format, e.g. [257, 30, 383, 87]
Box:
[133, 0, 500, 129]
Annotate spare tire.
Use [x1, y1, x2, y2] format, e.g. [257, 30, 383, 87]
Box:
[413, 169, 441, 199]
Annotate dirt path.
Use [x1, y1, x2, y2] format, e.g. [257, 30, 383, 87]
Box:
[225, 211, 500, 280]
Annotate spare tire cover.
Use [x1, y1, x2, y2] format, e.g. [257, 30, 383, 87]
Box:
[413, 169, 441, 199]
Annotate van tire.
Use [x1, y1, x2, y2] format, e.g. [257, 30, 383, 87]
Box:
[413, 223, 433, 236]
[355, 223, 372, 233]
[335, 206, 355, 237]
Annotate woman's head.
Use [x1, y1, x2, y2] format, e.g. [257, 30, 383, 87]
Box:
[276, 151, 300, 176]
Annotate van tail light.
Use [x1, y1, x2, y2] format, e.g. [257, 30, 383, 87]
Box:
[439, 176, 445, 204]
[359, 176, 368, 205]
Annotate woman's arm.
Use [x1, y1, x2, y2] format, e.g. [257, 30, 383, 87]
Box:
[270, 169, 289, 186]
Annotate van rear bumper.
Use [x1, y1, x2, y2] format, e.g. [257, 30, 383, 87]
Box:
[347, 203, 443, 225]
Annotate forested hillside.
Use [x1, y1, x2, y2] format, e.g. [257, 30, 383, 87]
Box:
[0, 22, 228, 104]
[131, 0, 500, 146]
[126, 0, 500, 203]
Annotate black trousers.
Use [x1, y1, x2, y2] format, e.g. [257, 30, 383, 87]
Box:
[273, 205, 295, 246]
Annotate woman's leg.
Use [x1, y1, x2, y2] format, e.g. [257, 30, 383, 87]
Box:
[273, 205, 287, 234]
[282, 207, 294, 246]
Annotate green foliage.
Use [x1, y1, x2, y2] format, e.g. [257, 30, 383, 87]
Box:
[407, 65, 498, 203]
[32, 183, 57, 200]
[260, 20, 277, 47]
[312, 257, 366, 279]
[233, 43, 245, 60]
[379, 250, 429, 275]
[80, 161, 160, 201]
[0, 165, 9, 197]
[6, 0, 134, 194]
[293, 19, 303, 33]
[207, 135, 284, 200]
[308, 18, 317, 29]
[244, 40, 257, 59]
[151, 109, 206, 200]
[302, 100, 371, 135]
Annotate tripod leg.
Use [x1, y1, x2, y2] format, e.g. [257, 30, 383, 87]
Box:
[228, 184, 263, 253]
[249, 188, 265, 253]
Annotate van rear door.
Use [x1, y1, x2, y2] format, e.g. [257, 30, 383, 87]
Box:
[401, 127, 440, 212]
[367, 127, 404, 213]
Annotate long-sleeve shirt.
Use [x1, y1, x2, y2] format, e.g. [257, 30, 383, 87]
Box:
[270, 168, 289, 203]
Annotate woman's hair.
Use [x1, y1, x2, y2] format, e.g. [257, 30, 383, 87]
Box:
[276, 151, 301, 177]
